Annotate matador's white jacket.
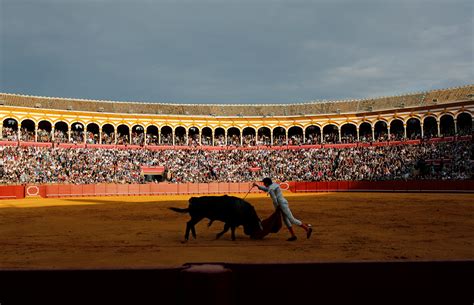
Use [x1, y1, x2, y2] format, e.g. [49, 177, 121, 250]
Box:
[256, 182, 302, 227]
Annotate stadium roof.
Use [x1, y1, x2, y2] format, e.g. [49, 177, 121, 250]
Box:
[1, 84, 473, 117]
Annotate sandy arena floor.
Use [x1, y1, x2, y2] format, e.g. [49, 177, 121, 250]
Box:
[0, 192, 473, 269]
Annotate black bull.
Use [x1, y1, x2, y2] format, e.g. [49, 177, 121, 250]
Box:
[170, 195, 264, 241]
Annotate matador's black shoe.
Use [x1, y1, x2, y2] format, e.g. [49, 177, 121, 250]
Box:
[287, 236, 297, 241]
[307, 225, 313, 239]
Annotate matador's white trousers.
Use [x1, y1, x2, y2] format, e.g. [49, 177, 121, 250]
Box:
[279, 203, 302, 228]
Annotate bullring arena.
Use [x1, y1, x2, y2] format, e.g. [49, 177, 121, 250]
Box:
[1, 192, 473, 269]
[0, 86, 473, 304]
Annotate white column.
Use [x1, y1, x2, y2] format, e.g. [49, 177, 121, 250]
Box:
[35, 127, 38, 142]
[270, 130, 273, 146]
[437, 120, 441, 137]
[403, 124, 407, 139]
[338, 128, 341, 143]
[357, 127, 360, 142]
[420, 123, 424, 139]
[99, 127, 102, 144]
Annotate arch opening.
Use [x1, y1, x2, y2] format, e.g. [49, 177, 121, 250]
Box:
[288, 126, 303, 145]
[117, 124, 130, 145]
[101, 124, 115, 144]
[86, 123, 100, 144]
[322, 124, 338, 144]
[304, 125, 321, 145]
[20, 119, 35, 142]
[146, 125, 159, 145]
[37, 121, 52, 143]
[340, 124, 357, 143]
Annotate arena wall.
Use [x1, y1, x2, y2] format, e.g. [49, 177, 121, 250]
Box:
[2, 180, 473, 200]
[0, 185, 25, 199]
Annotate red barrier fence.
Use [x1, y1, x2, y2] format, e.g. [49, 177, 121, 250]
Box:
[289, 180, 474, 192]
[2, 180, 473, 199]
[0, 185, 25, 199]
[40, 182, 259, 198]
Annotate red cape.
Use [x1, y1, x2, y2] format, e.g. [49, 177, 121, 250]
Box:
[251, 208, 282, 239]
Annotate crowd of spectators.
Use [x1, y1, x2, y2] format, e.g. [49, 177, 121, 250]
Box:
[0, 140, 471, 185]
[4, 125, 470, 147]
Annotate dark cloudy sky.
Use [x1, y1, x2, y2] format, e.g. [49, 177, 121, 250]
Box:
[1, 0, 473, 104]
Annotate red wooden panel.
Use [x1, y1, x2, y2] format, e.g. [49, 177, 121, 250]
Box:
[187, 183, 199, 194]
[208, 183, 219, 194]
[95, 184, 107, 196]
[228, 183, 240, 193]
[139, 184, 151, 195]
[13, 186, 25, 199]
[422, 180, 439, 191]
[38, 185, 47, 198]
[463, 180, 474, 191]
[373, 181, 391, 190]
[82, 184, 95, 196]
[391, 181, 408, 191]
[57, 184, 72, 196]
[177, 183, 188, 194]
[45, 185, 59, 197]
[218, 183, 229, 194]
[128, 184, 140, 195]
[70, 185, 83, 196]
[198, 183, 209, 194]
[326, 181, 338, 191]
[337, 181, 349, 191]
[149, 184, 163, 195]
[314, 182, 325, 192]
[161, 183, 179, 195]
[240, 183, 254, 193]
[0, 185, 25, 199]
[106, 184, 118, 196]
[347, 181, 363, 190]
[311, 182, 321, 192]
[116, 184, 129, 195]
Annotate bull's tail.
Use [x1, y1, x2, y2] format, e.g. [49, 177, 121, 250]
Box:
[169, 207, 189, 213]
